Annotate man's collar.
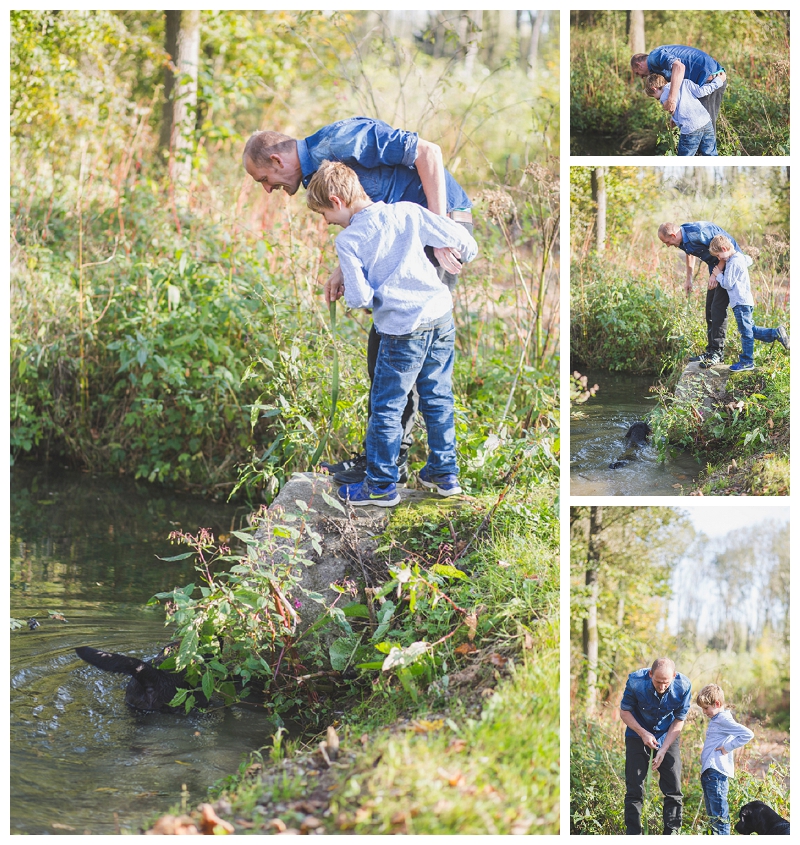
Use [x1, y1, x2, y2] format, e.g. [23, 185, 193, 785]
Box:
[297, 138, 314, 186]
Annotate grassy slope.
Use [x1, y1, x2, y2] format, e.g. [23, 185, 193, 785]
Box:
[141, 486, 560, 835]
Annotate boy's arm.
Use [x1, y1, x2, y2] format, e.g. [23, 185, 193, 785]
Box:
[691, 71, 726, 99]
[417, 207, 479, 264]
[717, 719, 755, 754]
[334, 240, 373, 310]
[715, 255, 745, 292]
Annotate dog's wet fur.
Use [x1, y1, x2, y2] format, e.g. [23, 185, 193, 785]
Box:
[75, 644, 201, 712]
[734, 800, 790, 835]
[608, 421, 652, 469]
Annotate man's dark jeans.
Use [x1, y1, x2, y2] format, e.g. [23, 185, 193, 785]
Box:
[365, 220, 473, 451]
[705, 283, 729, 356]
[624, 735, 683, 835]
[698, 78, 727, 133]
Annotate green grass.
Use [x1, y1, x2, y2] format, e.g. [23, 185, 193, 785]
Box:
[145, 485, 560, 834]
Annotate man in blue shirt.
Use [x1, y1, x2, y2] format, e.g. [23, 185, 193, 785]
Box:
[620, 658, 692, 835]
[658, 221, 742, 367]
[242, 118, 473, 485]
[631, 45, 726, 133]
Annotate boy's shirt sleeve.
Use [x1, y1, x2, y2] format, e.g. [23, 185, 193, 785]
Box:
[716, 254, 752, 291]
[334, 238, 374, 310]
[691, 74, 724, 99]
[416, 207, 479, 263]
[719, 714, 755, 753]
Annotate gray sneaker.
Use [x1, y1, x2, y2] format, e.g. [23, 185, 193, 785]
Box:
[776, 325, 790, 351]
[699, 352, 724, 369]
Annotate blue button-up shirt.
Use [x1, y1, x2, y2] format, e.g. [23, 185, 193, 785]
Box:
[297, 117, 471, 212]
[678, 222, 741, 273]
[620, 668, 692, 742]
[648, 45, 724, 86]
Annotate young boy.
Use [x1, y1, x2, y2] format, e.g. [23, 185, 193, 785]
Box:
[306, 160, 478, 507]
[696, 683, 754, 835]
[644, 71, 726, 156]
[708, 234, 789, 371]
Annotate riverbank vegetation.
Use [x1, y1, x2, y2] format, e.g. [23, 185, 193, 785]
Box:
[570, 10, 789, 156]
[145, 483, 559, 834]
[11, 10, 559, 504]
[570, 507, 790, 834]
[11, 10, 561, 834]
[570, 166, 790, 495]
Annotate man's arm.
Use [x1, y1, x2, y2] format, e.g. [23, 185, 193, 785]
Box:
[619, 709, 659, 750]
[414, 139, 462, 275]
[684, 253, 695, 293]
[652, 719, 685, 769]
[664, 59, 686, 113]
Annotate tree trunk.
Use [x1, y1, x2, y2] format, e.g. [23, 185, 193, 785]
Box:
[463, 11, 482, 73]
[629, 10, 646, 56]
[583, 506, 603, 717]
[160, 10, 200, 206]
[591, 167, 607, 253]
[526, 10, 545, 78]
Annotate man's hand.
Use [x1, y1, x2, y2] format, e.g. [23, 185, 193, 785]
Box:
[652, 746, 667, 770]
[640, 731, 659, 750]
[324, 265, 345, 304]
[433, 246, 463, 275]
[708, 275, 719, 290]
[684, 279, 693, 294]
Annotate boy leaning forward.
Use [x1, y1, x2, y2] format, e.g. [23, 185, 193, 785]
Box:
[306, 160, 478, 507]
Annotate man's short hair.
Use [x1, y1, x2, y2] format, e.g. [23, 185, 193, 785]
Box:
[631, 53, 649, 70]
[644, 73, 667, 97]
[696, 683, 725, 707]
[650, 657, 676, 675]
[658, 222, 680, 241]
[306, 160, 369, 212]
[243, 130, 296, 167]
[709, 234, 734, 255]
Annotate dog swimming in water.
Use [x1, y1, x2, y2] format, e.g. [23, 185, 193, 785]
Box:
[75, 644, 200, 712]
[608, 421, 652, 469]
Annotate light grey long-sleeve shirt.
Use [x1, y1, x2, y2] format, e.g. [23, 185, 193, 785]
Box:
[335, 201, 478, 335]
[660, 74, 725, 135]
[717, 252, 755, 309]
[700, 709, 754, 778]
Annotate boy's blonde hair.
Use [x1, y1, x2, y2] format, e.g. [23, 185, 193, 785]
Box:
[306, 160, 369, 212]
[709, 234, 734, 255]
[644, 73, 667, 98]
[696, 683, 725, 707]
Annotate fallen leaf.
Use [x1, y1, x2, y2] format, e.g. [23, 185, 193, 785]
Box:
[464, 613, 478, 640]
[409, 718, 444, 734]
[300, 815, 322, 833]
[267, 818, 287, 832]
[438, 767, 465, 787]
[489, 653, 507, 668]
[52, 824, 76, 831]
[496, 559, 511, 568]
[454, 642, 477, 656]
[523, 632, 533, 650]
[146, 814, 199, 835]
[199, 803, 235, 835]
[446, 738, 468, 753]
[354, 807, 371, 824]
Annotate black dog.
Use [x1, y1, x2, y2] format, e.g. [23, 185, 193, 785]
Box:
[75, 644, 199, 712]
[609, 421, 652, 469]
[734, 800, 790, 835]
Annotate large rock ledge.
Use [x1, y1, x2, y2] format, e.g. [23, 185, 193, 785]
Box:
[253, 472, 433, 636]
[674, 360, 732, 420]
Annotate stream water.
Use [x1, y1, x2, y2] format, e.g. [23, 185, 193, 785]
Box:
[570, 370, 701, 497]
[9, 465, 274, 835]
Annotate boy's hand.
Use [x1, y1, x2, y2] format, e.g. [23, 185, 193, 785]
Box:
[433, 246, 463, 275]
[324, 266, 345, 303]
[715, 745, 728, 755]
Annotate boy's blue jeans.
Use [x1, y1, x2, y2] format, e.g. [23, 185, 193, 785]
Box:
[732, 304, 780, 366]
[366, 314, 457, 486]
[701, 768, 730, 835]
[677, 122, 718, 156]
